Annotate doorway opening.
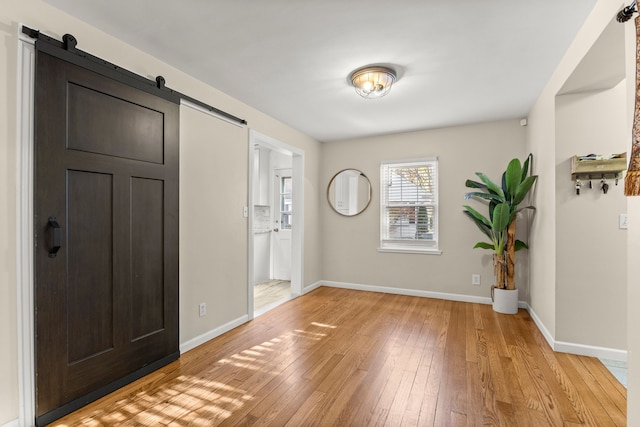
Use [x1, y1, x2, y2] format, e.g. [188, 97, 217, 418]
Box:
[248, 130, 304, 318]
[254, 279, 291, 313]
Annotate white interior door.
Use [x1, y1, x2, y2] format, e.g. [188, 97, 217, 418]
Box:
[272, 168, 292, 280]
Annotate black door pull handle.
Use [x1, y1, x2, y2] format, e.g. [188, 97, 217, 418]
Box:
[48, 216, 61, 258]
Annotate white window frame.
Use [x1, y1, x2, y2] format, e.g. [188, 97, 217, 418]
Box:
[378, 157, 442, 255]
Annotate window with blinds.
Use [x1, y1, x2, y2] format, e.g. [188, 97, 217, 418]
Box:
[379, 158, 440, 253]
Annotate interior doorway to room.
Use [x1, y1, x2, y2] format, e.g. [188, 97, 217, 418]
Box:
[248, 131, 304, 317]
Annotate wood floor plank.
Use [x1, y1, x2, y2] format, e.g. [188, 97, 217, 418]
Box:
[282, 390, 325, 427]
[401, 345, 435, 425]
[563, 356, 626, 426]
[482, 308, 515, 406]
[465, 303, 478, 363]
[417, 348, 444, 426]
[554, 353, 618, 427]
[579, 356, 627, 415]
[434, 302, 467, 425]
[472, 307, 511, 425]
[464, 360, 487, 427]
[50, 287, 627, 426]
[450, 410, 468, 426]
[492, 308, 548, 426]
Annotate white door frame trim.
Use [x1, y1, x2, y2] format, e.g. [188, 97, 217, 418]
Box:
[247, 130, 304, 319]
[16, 28, 36, 427]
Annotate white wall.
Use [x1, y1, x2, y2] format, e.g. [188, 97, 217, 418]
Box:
[321, 120, 526, 297]
[527, 0, 629, 342]
[179, 105, 249, 344]
[0, 1, 322, 425]
[624, 15, 640, 424]
[527, 0, 637, 422]
[627, 197, 640, 423]
[555, 83, 627, 349]
[526, 97, 559, 337]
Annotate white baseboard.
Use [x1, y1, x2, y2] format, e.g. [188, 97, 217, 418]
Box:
[254, 295, 295, 318]
[320, 281, 627, 362]
[321, 280, 501, 306]
[525, 304, 556, 350]
[179, 281, 324, 354]
[302, 280, 322, 294]
[0, 418, 20, 427]
[554, 341, 627, 362]
[180, 315, 249, 354]
[525, 304, 626, 362]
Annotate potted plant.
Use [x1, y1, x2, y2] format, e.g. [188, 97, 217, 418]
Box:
[463, 154, 537, 314]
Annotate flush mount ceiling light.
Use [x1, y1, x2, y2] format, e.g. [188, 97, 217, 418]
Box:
[349, 66, 397, 99]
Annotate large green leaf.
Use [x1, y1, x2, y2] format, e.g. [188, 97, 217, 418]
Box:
[491, 203, 510, 232]
[473, 242, 495, 250]
[514, 240, 528, 251]
[465, 179, 487, 189]
[513, 175, 538, 206]
[521, 154, 531, 183]
[463, 210, 493, 240]
[505, 158, 522, 201]
[501, 172, 508, 199]
[488, 199, 499, 222]
[463, 205, 491, 227]
[476, 173, 504, 198]
[464, 192, 503, 202]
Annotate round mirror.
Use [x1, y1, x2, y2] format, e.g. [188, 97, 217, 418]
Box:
[327, 169, 372, 216]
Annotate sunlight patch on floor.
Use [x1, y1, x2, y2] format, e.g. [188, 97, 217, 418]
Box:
[311, 322, 337, 329]
[51, 321, 338, 426]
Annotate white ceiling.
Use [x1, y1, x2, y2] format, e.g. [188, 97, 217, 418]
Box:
[45, 0, 598, 142]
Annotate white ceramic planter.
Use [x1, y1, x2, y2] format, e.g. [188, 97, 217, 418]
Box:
[491, 287, 518, 314]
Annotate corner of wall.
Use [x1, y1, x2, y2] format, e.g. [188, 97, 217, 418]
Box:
[525, 0, 629, 350]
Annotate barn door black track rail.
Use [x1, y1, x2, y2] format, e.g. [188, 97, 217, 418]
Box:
[22, 25, 247, 126]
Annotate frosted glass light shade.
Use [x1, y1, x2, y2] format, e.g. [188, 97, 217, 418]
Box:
[350, 66, 396, 99]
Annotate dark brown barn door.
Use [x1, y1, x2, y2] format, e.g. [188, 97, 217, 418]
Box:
[34, 51, 179, 426]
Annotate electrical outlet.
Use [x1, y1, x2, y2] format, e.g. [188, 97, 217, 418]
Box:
[620, 213, 628, 230]
[199, 302, 206, 317]
[471, 274, 481, 286]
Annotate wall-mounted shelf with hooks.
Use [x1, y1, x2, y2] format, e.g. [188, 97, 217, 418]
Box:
[571, 153, 627, 195]
[571, 153, 627, 180]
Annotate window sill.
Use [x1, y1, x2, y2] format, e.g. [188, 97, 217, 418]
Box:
[377, 247, 443, 255]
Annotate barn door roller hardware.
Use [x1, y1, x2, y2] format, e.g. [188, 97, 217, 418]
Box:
[21, 25, 247, 126]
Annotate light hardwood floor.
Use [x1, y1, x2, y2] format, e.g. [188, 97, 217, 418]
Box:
[51, 287, 626, 426]
[254, 280, 291, 312]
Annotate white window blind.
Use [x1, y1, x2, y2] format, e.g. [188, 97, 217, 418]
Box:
[380, 159, 440, 253]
